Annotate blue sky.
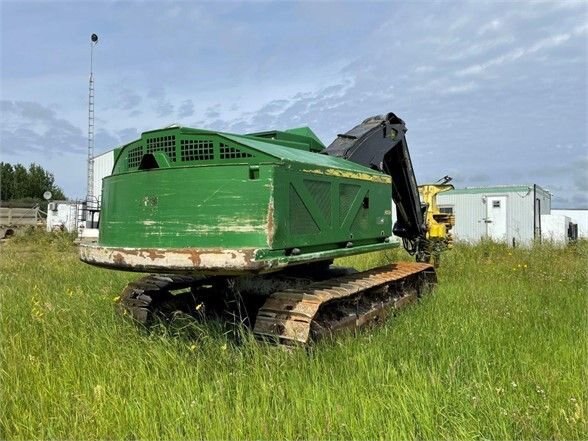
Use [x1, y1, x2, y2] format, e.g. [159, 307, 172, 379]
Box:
[1, 0, 587, 207]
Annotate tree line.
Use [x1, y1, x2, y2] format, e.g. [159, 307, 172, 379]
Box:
[1, 162, 66, 206]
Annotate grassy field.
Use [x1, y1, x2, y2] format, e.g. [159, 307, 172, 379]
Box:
[1, 232, 586, 440]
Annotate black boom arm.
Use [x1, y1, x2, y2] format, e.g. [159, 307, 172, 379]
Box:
[325, 113, 428, 256]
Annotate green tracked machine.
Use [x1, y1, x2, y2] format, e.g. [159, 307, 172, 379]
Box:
[81, 113, 437, 344]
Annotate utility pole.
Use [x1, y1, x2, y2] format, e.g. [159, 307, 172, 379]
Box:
[87, 33, 98, 208]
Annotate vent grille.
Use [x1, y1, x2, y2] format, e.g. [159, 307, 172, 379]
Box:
[127, 145, 144, 169]
[146, 135, 176, 162]
[181, 139, 214, 161]
[339, 183, 361, 225]
[220, 143, 253, 159]
[304, 179, 331, 225]
[289, 184, 319, 235]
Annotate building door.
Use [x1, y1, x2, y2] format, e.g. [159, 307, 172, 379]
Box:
[534, 198, 541, 240]
[486, 196, 507, 241]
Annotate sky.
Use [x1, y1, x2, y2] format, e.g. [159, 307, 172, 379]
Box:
[1, 0, 587, 207]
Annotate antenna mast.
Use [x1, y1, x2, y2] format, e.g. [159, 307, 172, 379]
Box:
[87, 33, 98, 206]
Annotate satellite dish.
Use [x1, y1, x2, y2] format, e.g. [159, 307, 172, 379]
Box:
[43, 191, 52, 200]
[91, 33, 98, 43]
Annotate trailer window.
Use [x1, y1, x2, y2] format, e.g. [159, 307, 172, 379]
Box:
[493, 200, 501, 208]
[439, 206, 453, 214]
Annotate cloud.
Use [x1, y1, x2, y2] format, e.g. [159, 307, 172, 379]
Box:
[146, 86, 174, 118]
[571, 193, 588, 206]
[116, 128, 139, 144]
[521, 156, 588, 207]
[571, 158, 588, 192]
[0, 99, 142, 159]
[457, 25, 587, 77]
[477, 18, 502, 36]
[205, 106, 221, 120]
[116, 88, 142, 111]
[1, 100, 86, 156]
[177, 100, 194, 118]
[414, 65, 435, 74]
[445, 35, 516, 62]
[156, 100, 174, 118]
[441, 82, 478, 95]
[257, 99, 292, 115]
[95, 129, 119, 152]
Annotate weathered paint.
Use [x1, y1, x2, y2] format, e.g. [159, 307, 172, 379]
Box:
[301, 167, 391, 184]
[80, 239, 398, 275]
[80, 244, 261, 274]
[266, 196, 275, 248]
[99, 165, 273, 248]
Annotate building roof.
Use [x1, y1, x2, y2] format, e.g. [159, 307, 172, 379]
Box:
[444, 184, 549, 195]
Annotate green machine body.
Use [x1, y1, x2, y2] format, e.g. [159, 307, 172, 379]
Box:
[80, 113, 428, 275]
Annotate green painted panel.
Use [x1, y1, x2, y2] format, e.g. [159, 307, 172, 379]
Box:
[247, 126, 325, 152]
[270, 164, 392, 251]
[99, 164, 273, 248]
[222, 133, 389, 176]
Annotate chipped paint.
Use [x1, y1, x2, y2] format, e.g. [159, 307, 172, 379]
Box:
[80, 244, 263, 274]
[183, 224, 264, 234]
[266, 195, 275, 248]
[301, 167, 391, 184]
[81, 236, 400, 275]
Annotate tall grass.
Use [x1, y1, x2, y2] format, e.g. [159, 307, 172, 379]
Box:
[1, 234, 586, 440]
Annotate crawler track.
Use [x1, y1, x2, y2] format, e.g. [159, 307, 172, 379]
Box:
[118, 274, 206, 323]
[117, 262, 436, 345]
[253, 262, 436, 344]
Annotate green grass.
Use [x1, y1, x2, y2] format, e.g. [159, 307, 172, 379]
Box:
[1, 232, 586, 440]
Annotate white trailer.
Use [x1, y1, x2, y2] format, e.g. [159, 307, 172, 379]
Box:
[436, 184, 551, 246]
[540, 214, 575, 245]
[551, 209, 588, 239]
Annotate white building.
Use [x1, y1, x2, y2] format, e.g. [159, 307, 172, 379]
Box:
[540, 213, 575, 244]
[550, 209, 588, 239]
[91, 149, 117, 208]
[436, 184, 551, 246]
[46, 201, 83, 233]
[79, 149, 117, 241]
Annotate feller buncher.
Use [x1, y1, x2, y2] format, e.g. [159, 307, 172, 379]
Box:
[81, 113, 446, 344]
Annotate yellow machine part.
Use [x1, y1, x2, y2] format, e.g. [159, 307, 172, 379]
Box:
[418, 184, 455, 266]
[419, 184, 455, 238]
[428, 222, 448, 239]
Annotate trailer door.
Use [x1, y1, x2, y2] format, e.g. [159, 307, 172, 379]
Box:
[486, 196, 507, 241]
